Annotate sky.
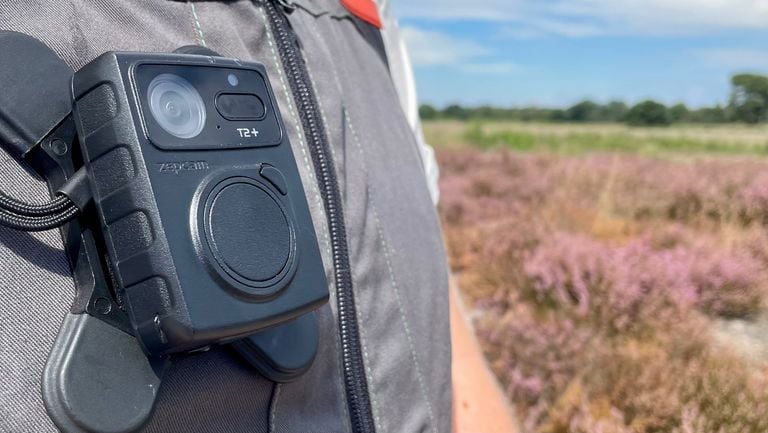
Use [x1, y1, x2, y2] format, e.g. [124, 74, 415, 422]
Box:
[389, 0, 768, 108]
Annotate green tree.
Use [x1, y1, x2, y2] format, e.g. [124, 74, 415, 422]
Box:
[600, 101, 629, 122]
[668, 103, 689, 123]
[730, 74, 768, 123]
[419, 104, 438, 120]
[689, 105, 728, 123]
[566, 100, 601, 122]
[625, 100, 670, 126]
[443, 104, 470, 120]
[549, 109, 567, 122]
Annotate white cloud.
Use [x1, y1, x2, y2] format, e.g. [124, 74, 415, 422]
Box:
[400, 27, 489, 66]
[498, 19, 604, 39]
[391, 0, 524, 22]
[459, 62, 524, 76]
[400, 27, 523, 77]
[697, 48, 768, 70]
[391, 0, 768, 37]
[552, 0, 768, 35]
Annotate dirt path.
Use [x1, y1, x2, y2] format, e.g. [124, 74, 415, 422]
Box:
[713, 316, 768, 363]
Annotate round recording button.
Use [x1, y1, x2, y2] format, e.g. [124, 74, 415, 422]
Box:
[198, 176, 297, 296]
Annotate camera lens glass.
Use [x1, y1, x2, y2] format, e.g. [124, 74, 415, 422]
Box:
[147, 73, 206, 139]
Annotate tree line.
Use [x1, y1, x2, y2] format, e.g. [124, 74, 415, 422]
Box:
[420, 73, 768, 126]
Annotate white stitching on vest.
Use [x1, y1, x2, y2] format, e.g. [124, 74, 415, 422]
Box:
[309, 14, 438, 430]
[188, 2, 207, 47]
[297, 42, 357, 433]
[300, 15, 385, 433]
[269, 383, 282, 433]
[257, 9, 350, 433]
[346, 118, 438, 433]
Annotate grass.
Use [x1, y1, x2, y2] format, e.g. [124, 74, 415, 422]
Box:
[423, 120, 768, 156]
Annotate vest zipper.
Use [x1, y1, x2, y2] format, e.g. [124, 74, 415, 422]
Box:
[261, 2, 376, 433]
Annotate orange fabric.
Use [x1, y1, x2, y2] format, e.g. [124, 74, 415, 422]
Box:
[451, 280, 519, 433]
[340, 0, 383, 29]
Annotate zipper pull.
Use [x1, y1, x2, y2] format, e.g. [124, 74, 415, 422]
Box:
[272, 0, 296, 14]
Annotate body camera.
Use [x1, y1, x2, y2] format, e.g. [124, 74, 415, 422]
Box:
[71, 52, 328, 355]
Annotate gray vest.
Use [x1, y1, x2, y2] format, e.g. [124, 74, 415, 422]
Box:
[0, 1, 451, 432]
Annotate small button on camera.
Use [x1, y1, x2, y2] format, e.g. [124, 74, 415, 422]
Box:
[260, 165, 288, 195]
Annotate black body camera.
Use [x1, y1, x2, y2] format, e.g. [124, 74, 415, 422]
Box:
[71, 52, 328, 356]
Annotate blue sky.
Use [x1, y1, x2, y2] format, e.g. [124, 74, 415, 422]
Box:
[389, 0, 768, 108]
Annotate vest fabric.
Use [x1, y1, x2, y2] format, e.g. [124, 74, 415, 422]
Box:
[0, 1, 451, 432]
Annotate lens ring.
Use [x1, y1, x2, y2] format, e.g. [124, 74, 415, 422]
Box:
[147, 74, 206, 139]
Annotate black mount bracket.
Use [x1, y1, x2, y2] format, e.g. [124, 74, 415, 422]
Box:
[0, 30, 162, 433]
[0, 34, 320, 432]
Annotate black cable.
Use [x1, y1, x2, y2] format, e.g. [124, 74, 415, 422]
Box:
[0, 131, 90, 230]
[0, 191, 73, 216]
[0, 163, 91, 231]
[0, 205, 79, 232]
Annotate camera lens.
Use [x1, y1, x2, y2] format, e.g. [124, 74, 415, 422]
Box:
[147, 74, 206, 139]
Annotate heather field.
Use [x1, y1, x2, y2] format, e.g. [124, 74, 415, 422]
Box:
[428, 121, 768, 432]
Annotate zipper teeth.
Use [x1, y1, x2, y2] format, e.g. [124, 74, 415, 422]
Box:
[262, 3, 375, 433]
